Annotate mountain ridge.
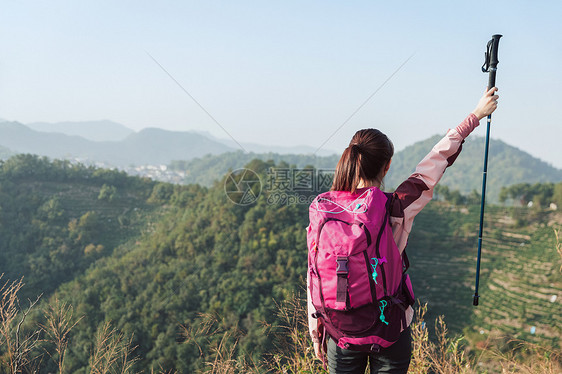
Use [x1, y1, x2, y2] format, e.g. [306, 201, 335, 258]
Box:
[26, 119, 134, 142]
[0, 121, 234, 166]
[191, 129, 338, 156]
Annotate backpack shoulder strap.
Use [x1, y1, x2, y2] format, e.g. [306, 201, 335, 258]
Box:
[383, 192, 410, 274]
[402, 250, 410, 273]
[375, 193, 394, 249]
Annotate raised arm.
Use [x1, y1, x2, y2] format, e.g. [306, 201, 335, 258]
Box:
[390, 87, 499, 252]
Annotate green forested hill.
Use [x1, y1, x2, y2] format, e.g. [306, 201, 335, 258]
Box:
[173, 136, 562, 203]
[385, 135, 562, 201]
[1, 156, 560, 372]
[50, 159, 310, 372]
[169, 151, 340, 186]
[0, 155, 158, 300]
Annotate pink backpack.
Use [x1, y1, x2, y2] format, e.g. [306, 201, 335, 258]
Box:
[308, 187, 415, 352]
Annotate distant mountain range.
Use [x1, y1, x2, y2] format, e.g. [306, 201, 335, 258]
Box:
[0, 121, 234, 165]
[191, 130, 337, 156]
[0, 120, 336, 163]
[2, 119, 336, 155]
[26, 120, 134, 142]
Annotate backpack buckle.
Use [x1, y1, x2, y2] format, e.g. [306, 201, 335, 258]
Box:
[336, 257, 348, 275]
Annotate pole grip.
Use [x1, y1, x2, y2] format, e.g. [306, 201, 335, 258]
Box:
[487, 70, 497, 90]
[482, 34, 502, 89]
[488, 34, 502, 68]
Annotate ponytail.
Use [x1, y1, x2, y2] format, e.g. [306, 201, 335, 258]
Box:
[331, 129, 393, 194]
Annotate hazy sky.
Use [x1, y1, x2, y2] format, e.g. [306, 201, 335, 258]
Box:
[1, 1, 561, 167]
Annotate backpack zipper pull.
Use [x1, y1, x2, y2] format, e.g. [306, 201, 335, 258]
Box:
[370, 256, 387, 284]
[379, 300, 389, 325]
[370, 258, 379, 284]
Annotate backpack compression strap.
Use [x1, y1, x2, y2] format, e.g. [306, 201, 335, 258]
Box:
[336, 256, 349, 308]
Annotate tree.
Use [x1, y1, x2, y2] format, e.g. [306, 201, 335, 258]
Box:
[553, 182, 562, 207]
[98, 184, 117, 202]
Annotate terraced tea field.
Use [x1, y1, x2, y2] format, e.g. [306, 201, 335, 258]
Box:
[407, 202, 561, 348]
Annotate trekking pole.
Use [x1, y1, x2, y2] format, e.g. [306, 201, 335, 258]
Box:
[473, 34, 502, 306]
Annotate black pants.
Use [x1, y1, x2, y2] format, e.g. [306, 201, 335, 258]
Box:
[327, 327, 412, 374]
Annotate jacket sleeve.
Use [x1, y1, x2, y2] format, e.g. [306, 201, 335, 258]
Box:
[390, 113, 480, 252]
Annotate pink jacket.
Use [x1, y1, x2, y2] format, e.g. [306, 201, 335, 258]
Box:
[307, 113, 481, 342]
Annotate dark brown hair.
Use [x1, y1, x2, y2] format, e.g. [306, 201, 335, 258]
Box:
[331, 129, 394, 193]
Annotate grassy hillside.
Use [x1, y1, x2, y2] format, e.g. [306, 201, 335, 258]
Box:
[406, 202, 561, 348]
[470, 209, 561, 345]
[0, 156, 559, 372]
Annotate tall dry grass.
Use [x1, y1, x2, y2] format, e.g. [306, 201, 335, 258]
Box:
[410, 302, 473, 374]
[264, 296, 327, 374]
[0, 275, 144, 374]
[39, 298, 83, 373]
[88, 321, 139, 374]
[193, 296, 561, 374]
[180, 312, 262, 374]
[0, 275, 42, 372]
[179, 294, 327, 373]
